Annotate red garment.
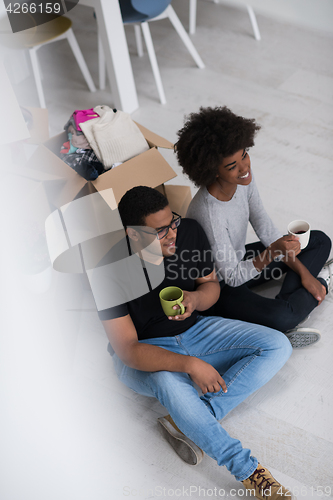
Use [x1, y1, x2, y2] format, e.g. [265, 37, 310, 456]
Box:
[73, 108, 99, 132]
[60, 141, 70, 154]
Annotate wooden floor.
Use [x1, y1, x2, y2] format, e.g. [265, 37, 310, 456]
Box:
[6, 1, 333, 498]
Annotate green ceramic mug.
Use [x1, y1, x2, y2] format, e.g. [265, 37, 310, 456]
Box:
[159, 286, 185, 316]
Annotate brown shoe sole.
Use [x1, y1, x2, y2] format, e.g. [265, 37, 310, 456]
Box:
[157, 416, 204, 466]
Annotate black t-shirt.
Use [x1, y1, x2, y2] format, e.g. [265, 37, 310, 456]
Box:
[97, 218, 215, 340]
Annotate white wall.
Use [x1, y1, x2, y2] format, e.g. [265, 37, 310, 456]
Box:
[219, 0, 333, 35]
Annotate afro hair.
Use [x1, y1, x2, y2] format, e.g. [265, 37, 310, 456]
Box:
[175, 106, 261, 187]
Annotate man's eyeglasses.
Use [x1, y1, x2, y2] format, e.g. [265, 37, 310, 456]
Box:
[139, 212, 182, 240]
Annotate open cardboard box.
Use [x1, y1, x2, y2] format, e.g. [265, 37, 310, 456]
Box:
[6, 167, 54, 275]
[24, 121, 191, 216]
[156, 184, 192, 219]
[24, 107, 49, 145]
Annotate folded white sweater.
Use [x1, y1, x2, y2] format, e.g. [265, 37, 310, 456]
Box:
[80, 106, 149, 167]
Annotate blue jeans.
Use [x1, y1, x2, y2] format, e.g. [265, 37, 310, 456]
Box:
[111, 315, 292, 481]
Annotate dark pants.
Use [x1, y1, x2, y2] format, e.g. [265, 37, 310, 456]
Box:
[203, 230, 331, 332]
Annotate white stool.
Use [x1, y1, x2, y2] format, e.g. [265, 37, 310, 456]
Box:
[2, 16, 96, 108]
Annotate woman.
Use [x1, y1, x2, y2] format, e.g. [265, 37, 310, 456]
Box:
[176, 106, 332, 347]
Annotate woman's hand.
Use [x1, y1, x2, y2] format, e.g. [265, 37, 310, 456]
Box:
[301, 274, 327, 305]
[254, 235, 302, 272]
[186, 356, 227, 394]
[269, 235, 301, 262]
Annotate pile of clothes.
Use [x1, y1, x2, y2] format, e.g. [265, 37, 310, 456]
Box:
[60, 105, 149, 180]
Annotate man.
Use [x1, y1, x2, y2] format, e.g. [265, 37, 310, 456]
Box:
[97, 186, 294, 499]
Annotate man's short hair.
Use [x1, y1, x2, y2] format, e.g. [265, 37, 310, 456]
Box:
[175, 106, 261, 187]
[118, 186, 169, 227]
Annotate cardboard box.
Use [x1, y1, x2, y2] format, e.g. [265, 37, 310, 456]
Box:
[24, 107, 49, 145]
[7, 167, 53, 226]
[157, 184, 192, 218]
[25, 122, 179, 210]
[6, 168, 54, 274]
[23, 119, 192, 276]
[23, 121, 191, 279]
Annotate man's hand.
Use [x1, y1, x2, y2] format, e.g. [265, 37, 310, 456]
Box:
[167, 290, 199, 321]
[186, 356, 227, 394]
[302, 274, 326, 305]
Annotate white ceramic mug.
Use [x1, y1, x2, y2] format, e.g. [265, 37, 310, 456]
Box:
[287, 220, 311, 250]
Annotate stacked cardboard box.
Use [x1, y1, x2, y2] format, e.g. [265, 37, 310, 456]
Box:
[18, 113, 192, 281]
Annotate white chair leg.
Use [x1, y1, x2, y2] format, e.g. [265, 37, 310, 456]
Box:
[166, 5, 204, 69]
[134, 24, 144, 57]
[246, 5, 261, 41]
[38, 56, 44, 81]
[66, 28, 96, 92]
[29, 47, 46, 108]
[98, 35, 106, 90]
[140, 22, 166, 105]
[189, 0, 197, 35]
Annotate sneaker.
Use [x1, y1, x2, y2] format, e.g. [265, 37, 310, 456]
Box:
[285, 327, 321, 348]
[157, 415, 204, 465]
[317, 257, 333, 293]
[242, 464, 296, 500]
